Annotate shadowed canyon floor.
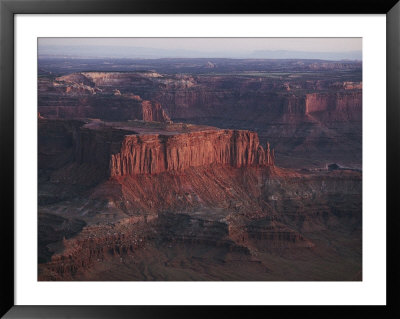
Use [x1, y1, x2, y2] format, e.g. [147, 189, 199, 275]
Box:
[38, 58, 362, 281]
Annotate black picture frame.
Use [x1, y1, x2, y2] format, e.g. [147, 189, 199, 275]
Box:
[1, 0, 399, 318]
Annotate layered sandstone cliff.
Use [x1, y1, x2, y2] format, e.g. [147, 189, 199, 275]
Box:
[305, 91, 362, 121]
[140, 100, 170, 122]
[109, 130, 274, 176]
[38, 70, 362, 167]
[39, 119, 275, 181]
[40, 71, 362, 124]
[38, 74, 171, 123]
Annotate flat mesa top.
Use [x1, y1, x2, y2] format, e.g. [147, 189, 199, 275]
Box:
[82, 119, 219, 136]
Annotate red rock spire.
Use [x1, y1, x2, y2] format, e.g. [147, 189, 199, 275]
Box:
[266, 142, 275, 166]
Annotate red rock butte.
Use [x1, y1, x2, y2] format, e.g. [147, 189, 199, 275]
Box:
[39, 118, 275, 180]
[109, 129, 275, 176]
[37, 60, 362, 281]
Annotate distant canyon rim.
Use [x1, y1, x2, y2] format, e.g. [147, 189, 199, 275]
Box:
[38, 58, 362, 281]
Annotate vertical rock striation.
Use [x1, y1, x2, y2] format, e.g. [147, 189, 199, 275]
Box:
[140, 100, 171, 122]
[110, 130, 274, 176]
[305, 91, 362, 120]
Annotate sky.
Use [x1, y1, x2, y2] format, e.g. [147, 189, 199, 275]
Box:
[38, 38, 362, 60]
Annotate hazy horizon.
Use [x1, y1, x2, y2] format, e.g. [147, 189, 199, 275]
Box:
[38, 38, 362, 61]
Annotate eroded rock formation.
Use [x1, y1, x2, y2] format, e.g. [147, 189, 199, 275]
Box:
[39, 118, 275, 180]
[37, 58, 363, 281]
[38, 165, 362, 281]
[38, 65, 362, 167]
[37, 119, 361, 282]
[109, 130, 274, 176]
[305, 91, 362, 120]
[38, 73, 171, 123]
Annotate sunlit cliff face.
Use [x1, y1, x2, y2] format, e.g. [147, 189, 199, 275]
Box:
[37, 58, 362, 281]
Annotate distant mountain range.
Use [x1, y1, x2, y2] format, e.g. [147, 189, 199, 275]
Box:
[38, 45, 362, 61]
[249, 50, 361, 60]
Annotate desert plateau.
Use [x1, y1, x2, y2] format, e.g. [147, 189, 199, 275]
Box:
[38, 39, 362, 281]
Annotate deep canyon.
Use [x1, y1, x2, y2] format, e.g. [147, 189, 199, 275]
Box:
[38, 58, 362, 281]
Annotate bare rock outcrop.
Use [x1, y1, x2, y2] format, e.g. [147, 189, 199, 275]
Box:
[305, 91, 362, 121]
[141, 100, 170, 122]
[109, 130, 275, 176]
[39, 118, 275, 181]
